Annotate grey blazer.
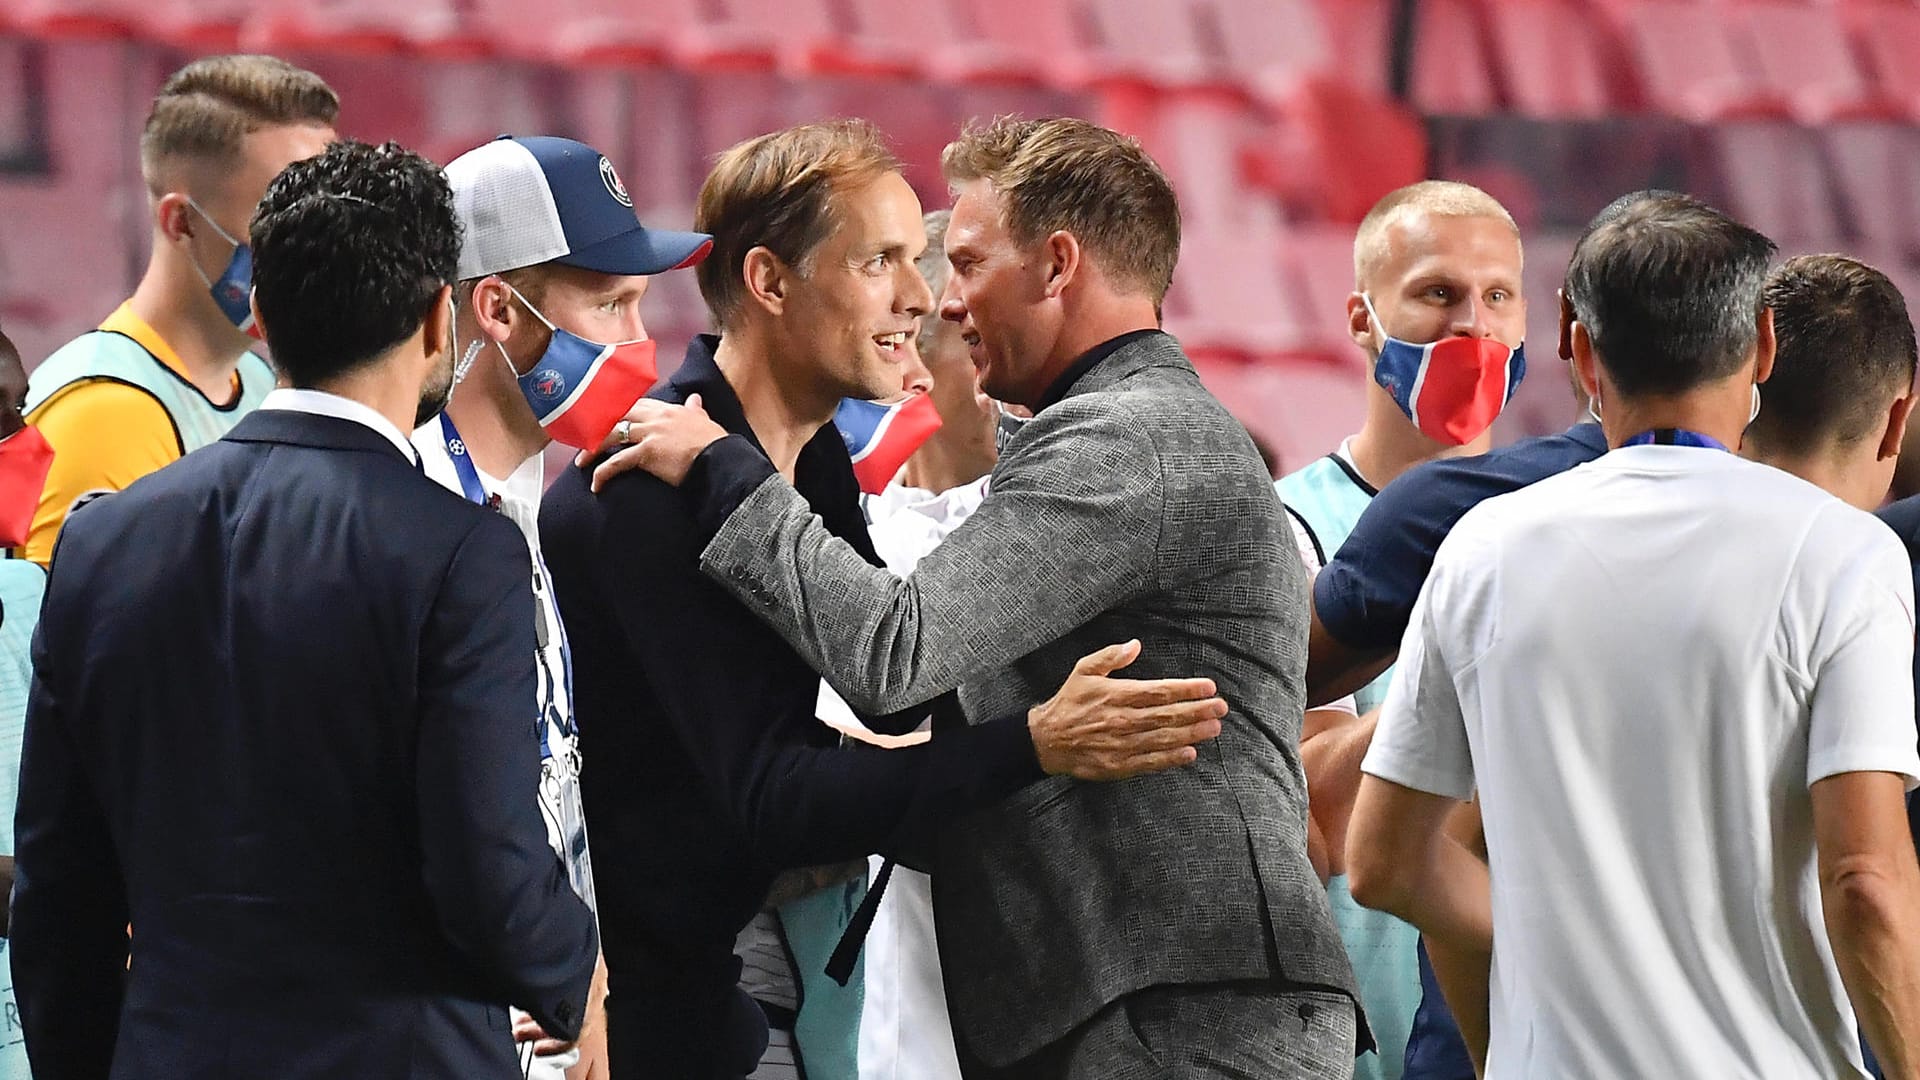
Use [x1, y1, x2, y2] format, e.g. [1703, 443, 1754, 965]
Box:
[699, 332, 1357, 1065]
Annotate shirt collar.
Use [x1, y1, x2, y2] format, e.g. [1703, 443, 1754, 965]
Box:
[260, 388, 420, 464]
[1035, 328, 1164, 412]
[1567, 420, 1608, 452]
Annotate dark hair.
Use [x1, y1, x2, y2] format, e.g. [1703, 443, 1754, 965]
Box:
[942, 116, 1181, 304]
[1563, 193, 1776, 396]
[250, 140, 460, 387]
[1749, 254, 1917, 454]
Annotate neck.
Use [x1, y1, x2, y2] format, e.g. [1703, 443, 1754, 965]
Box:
[1023, 295, 1158, 409]
[443, 366, 547, 481]
[312, 349, 421, 438]
[1745, 441, 1879, 510]
[900, 417, 998, 494]
[129, 251, 249, 401]
[1601, 383, 1751, 453]
[714, 329, 838, 481]
[1346, 386, 1484, 490]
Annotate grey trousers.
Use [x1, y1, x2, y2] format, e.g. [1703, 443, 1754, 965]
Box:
[959, 981, 1357, 1080]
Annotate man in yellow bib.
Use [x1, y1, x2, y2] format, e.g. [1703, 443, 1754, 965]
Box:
[18, 55, 337, 565]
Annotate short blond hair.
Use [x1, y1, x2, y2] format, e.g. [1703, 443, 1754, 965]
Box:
[694, 120, 901, 330]
[1352, 180, 1520, 289]
[140, 55, 338, 194]
[942, 116, 1181, 304]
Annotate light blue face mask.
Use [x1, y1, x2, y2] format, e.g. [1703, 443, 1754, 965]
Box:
[185, 197, 257, 336]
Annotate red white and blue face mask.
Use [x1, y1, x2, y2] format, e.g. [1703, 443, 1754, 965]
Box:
[1363, 293, 1525, 446]
[834, 393, 943, 494]
[185, 197, 261, 341]
[494, 283, 658, 450]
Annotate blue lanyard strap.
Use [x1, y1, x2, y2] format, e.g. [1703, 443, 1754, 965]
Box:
[438, 413, 494, 507]
[1620, 428, 1730, 452]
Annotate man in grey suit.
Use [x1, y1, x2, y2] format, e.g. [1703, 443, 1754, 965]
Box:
[610, 117, 1361, 1078]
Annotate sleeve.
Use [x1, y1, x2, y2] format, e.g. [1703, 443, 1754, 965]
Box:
[593, 476, 1044, 869]
[414, 516, 598, 1041]
[10, 558, 128, 1080]
[20, 382, 183, 565]
[688, 403, 1165, 714]
[1289, 506, 1357, 717]
[1804, 511, 1920, 790]
[1315, 461, 1492, 653]
[1360, 531, 1481, 801]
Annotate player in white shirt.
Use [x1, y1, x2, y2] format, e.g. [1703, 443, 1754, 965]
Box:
[1347, 195, 1920, 1079]
[414, 134, 711, 1080]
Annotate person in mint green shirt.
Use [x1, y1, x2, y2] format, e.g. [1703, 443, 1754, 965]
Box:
[1276, 180, 1528, 1080]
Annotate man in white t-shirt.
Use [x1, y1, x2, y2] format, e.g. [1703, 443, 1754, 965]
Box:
[415, 134, 711, 1080]
[1347, 194, 1920, 1079]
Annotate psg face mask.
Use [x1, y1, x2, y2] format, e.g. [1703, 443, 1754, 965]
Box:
[185, 197, 260, 340]
[502, 283, 659, 451]
[834, 393, 943, 494]
[1363, 293, 1525, 446]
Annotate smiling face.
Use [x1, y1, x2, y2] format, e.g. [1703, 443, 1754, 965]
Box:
[940, 180, 1061, 409]
[778, 170, 934, 402]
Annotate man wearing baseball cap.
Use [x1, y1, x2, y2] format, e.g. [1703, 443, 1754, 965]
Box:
[414, 134, 710, 1080]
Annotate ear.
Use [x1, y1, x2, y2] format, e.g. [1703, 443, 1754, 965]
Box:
[1752, 306, 1777, 385]
[1880, 393, 1917, 462]
[423, 284, 454, 361]
[743, 246, 789, 317]
[155, 192, 194, 244]
[249, 291, 268, 343]
[1041, 230, 1081, 299]
[1570, 320, 1603, 405]
[1347, 292, 1373, 350]
[1557, 289, 1575, 362]
[468, 277, 518, 343]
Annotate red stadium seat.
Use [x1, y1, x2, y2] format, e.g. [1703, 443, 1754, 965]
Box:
[1409, 0, 1499, 115]
[1616, 0, 1789, 121]
[1286, 221, 1364, 354]
[1822, 124, 1920, 256]
[1481, 0, 1617, 117]
[1848, 2, 1920, 123]
[1311, 0, 1394, 99]
[1080, 0, 1228, 94]
[1712, 123, 1842, 245]
[1166, 209, 1323, 359]
[668, 0, 839, 74]
[1741, 2, 1898, 123]
[7, 0, 144, 39]
[1136, 98, 1265, 232]
[242, 0, 469, 57]
[946, 0, 1094, 89]
[1257, 79, 1427, 224]
[816, 0, 1079, 86]
[1190, 352, 1369, 473]
[1200, 0, 1340, 104]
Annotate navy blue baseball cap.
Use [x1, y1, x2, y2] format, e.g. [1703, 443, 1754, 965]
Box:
[446, 135, 712, 280]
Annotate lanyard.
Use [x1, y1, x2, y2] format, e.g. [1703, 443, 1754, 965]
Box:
[1620, 428, 1730, 452]
[438, 413, 494, 507]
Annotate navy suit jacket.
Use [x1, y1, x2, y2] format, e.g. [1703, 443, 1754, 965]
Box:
[10, 408, 598, 1080]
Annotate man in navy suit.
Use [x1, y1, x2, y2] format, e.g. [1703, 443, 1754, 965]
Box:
[9, 139, 598, 1080]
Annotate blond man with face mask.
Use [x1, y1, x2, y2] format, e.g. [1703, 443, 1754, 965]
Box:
[19, 55, 336, 566]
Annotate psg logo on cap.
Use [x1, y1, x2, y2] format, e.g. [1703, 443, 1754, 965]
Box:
[599, 156, 632, 208]
[532, 370, 567, 401]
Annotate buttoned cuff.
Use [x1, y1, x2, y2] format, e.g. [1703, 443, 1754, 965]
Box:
[684, 435, 778, 541]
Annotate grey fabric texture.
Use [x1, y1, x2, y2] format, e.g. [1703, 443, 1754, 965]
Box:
[958, 983, 1356, 1079]
[699, 332, 1356, 1066]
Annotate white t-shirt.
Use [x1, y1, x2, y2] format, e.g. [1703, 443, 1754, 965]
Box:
[1364, 445, 1920, 1080]
[413, 419, 593, 1079]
